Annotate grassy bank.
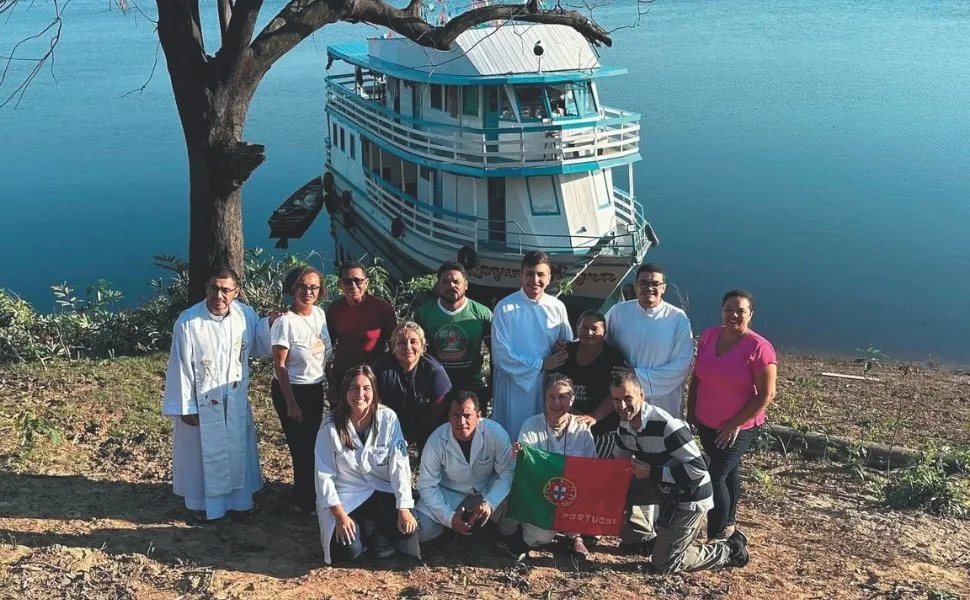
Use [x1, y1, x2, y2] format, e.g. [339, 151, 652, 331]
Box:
[1, 354, 968, 599]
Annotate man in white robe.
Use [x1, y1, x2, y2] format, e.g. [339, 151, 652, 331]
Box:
[162, 267, 271, 521]
[491, 251, 572, 439]
[604, 262, 693, 548]
[416, 392, 515, 542]
[605, 263, 693, 418]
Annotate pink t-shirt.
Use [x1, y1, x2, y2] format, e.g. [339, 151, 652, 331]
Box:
[694, 326, 777, 430]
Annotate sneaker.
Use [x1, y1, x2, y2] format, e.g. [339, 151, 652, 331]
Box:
[570, 537, 590, 561]
[726, 530, 749, 568]
[618, 538, 656, 556]
[494, 532, 529, 560]
[373, 533, 395, 559]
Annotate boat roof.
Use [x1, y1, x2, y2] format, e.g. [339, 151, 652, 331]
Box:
[327, 23, 626, 85]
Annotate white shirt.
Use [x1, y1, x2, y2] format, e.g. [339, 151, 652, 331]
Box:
[271, 306, 332, 385]
[491, 289, 572, 439]
[605, 299, 694, 417]
[416, 419, 515, 527]
[518, 413, 596, 458]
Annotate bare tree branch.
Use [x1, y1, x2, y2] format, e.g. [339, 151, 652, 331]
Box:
[0, 0, 67, 108]
[217, 0, 232, 39]
[121, 39, 161, 98]
[217, 0, 263, 71]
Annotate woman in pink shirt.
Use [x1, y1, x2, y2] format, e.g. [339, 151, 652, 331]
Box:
[687, 289, 777, 541]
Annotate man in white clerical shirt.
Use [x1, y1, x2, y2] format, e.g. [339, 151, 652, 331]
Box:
[604, 262, 694, 550]
[491, 251, 573, 440]
[162, 267, 272, 522]
[416, 392, 515, 543]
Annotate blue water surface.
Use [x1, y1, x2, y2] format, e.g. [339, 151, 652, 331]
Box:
[1, 0, 968, 362]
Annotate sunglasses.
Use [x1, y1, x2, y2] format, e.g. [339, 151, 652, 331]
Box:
[341, 277, 367, 287]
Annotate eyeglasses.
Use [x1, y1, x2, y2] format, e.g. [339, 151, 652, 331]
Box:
[295, 284, 321, 293]
[341, 277, 367, 287]
[206, 285, 238, 296]
[635, 280, 665, 289]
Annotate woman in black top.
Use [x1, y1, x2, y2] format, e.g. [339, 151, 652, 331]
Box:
[553, 310, 626, 457]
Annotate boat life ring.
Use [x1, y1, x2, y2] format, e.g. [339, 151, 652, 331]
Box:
[391, 216, 405, 238]
[323, 171, 335, 194]
[457, 245, 479, 270]
[341, 190, 353, 210]
[644, 222, 660, 248]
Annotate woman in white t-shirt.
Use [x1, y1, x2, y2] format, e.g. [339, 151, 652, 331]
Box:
[271, 266, 333, 513]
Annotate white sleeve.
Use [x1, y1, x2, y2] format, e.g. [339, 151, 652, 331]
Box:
[483, 425, 515, 511]
[243, 304, 272, 359]
[161, 319, 196, 417]
[604, 304, 619, 346]
[270, 315, 291, 349]
[517, 418, 542, 446]
[416, 434, 455, 526]
[387, 417, 415, 510]
[633, 313, 694, 399]
[556, 303, 573, 343]
[314, 423, 342, 509]
[491, 309, 543, 379]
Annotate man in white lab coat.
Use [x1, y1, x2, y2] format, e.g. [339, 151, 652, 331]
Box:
[491, 251, 572, 440]
[162, 267, 272, 521]
[415, 391, 515, 542]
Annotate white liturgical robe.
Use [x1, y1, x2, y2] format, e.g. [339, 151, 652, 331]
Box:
[314, 405, 417, 564]
[605, 300, 694, 418]
[510, 413, 596, 545]
[491, 290, 572, 439]
[162, 300, 271, 520]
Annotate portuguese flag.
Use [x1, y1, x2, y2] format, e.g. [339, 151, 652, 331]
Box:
[506, 445, 631, 536]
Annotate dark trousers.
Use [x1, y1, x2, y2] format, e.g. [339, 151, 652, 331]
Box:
[697, 422, 761, 538]
[330, 491, 412, 562]
[271, 379, 326, 511]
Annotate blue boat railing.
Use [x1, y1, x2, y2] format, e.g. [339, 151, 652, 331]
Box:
[326, 75, 641, 173]
[333, 167, 648, 258]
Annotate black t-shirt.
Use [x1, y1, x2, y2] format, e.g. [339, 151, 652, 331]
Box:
[457, 437, 473, 462]
[554, 341, 626, 436]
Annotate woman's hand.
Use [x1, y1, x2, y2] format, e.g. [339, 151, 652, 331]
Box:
[287, 401, 304, 423]
[628, 457, 651, 479]
[511, 442, 522, 459]
[715, 423, 741, 449]
[574, 414, 597, 427]
[397, 509, 417, 535]
[334, 512, 357, 545]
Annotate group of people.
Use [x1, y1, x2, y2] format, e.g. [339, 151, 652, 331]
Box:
[162, 251, 777, 573]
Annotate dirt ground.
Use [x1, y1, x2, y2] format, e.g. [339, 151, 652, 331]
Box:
[0, 354, 968, 599]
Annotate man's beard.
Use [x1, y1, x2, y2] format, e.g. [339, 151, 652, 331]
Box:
[443, 290, 463, 304]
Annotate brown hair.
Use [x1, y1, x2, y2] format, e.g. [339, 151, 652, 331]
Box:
[332, 365, 381, 450]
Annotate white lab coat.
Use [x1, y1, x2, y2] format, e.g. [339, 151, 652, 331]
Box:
[415, 419, 515, 540]
[162, 300, 271, 519]
[512, 413, 596, 545]
[491, 290, 572, 439]
[315, 405, 417, 564]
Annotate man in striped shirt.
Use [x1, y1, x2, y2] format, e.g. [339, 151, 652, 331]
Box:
[610, 370, 749, 573]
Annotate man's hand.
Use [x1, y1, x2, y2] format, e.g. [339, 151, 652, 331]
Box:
[574, 414, 597, 427]
[468, 501, 493, 526]
[512, 442, 522, 459]
[181, 414, 200, 427]
[628, 457, 651, 479]
[451, 510, 473, 535]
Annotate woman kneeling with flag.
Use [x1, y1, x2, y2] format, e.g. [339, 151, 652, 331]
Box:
[501, 374, 597, 559]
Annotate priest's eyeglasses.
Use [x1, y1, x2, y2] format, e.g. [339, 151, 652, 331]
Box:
[206, 285, 239, 297]
[636, 280, 665, 289]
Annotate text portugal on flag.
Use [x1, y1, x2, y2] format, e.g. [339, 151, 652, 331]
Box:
[506, 445, 631, 536]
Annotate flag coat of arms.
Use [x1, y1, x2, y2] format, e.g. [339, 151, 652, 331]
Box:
[505, 445, 631, 536]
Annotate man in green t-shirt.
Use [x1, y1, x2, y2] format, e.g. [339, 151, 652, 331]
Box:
[414, 261, 494, 414]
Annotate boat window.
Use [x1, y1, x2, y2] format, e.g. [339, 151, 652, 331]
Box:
[339, 127, 345, 152]
[462, 87, 480, 118]
[430, 84, 443, 110]
[362, 138, 371, 170]
[420, 166, 431, 180]
[349, 136, 356, 160]
[547, 82, 597, 118]
[526, 176, 561, 215]
[500, 86, 517, 121]
[515, 86, 547, 120]
[332, 122, 338, 145]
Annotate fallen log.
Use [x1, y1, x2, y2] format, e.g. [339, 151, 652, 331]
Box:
[763, 424, 964, 473]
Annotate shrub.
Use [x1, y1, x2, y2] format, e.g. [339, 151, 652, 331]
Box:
[882, 447, 969, 518]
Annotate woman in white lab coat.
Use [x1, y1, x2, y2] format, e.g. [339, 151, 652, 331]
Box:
[315, 365, 418, 564]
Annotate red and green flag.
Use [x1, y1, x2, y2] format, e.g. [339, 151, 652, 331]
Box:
[505, 445, 631, 536]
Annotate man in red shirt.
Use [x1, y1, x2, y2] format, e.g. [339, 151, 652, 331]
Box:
[326, 262, 398, 389]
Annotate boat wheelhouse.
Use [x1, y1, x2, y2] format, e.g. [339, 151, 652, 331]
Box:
[318, 23, 656, 311]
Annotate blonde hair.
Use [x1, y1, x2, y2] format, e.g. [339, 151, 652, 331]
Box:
[390, 321, 426, 353]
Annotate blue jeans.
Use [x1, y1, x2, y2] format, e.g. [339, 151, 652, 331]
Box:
[697, 423, 761, 539]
